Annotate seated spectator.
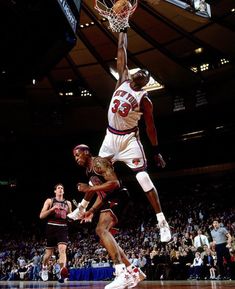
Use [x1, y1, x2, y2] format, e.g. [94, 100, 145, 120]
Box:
[202, 247, 217, 279]
[189, 252, 203, 280]
[170, 251, 185, 280]
[18, 265, 29, 281]
[7, 264, 19, 281]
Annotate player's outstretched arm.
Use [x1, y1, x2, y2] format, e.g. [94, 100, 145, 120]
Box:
[116, 31, 130, 89]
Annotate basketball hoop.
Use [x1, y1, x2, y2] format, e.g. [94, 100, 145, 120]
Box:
[94, 0, 138, 32]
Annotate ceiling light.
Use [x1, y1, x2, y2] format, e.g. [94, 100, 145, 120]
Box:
[200, 63, 209, 71]
[182, 130, 204, 137]
[65, 92, 73, 96]
[142, 78, 164, 91]
[220, 58, 229, 65]
[231, 8, 235, 12]
[191, 66, 198, 73]
[195, 47, 203, 54]
[181, 129, 205, 141]
[81, 89, 92, 97]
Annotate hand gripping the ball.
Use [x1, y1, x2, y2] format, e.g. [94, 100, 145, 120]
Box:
[112, 0, 132, 15]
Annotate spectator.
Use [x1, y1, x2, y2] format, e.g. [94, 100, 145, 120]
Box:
[189, 252, 203, 280]
[193, 229, 210, 252]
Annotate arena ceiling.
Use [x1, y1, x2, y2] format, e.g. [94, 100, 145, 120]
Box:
[0, 0, 235, 139]
[0, 0, 235, 211]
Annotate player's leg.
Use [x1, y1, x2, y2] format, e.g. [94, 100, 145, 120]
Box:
[57, 243, 68, 282]
[96, 210, 133, 289]
[118, 245, 146, 287]
[41, 247, 53, 281]
[136, 172, 171, 242]
[108, 187, 146, 288]
[120, 135, 171, 242]
[56, 226, 69, 283]
[96, 211, 122, 263]
[98, 129, 116, 160]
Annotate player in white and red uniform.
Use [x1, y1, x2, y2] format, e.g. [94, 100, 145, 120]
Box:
[101, 79, 147, 171]
[99, 30, 171, 244]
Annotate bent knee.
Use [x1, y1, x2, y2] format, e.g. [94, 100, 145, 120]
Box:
[136, 171, 154, 192]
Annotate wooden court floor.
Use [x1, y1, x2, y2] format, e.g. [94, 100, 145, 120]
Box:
[0, 280, 235, 289]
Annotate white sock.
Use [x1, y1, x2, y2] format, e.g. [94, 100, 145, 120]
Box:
[156, 212, 165, 223]
[115, 263, 126, 275]
[127, 265, 135, 272]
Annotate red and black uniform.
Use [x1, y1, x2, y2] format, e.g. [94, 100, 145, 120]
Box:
[87, 159, 130, 225]
[46, 198, 69, 248]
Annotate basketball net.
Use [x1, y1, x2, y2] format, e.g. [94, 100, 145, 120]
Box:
[94, 0, 138, 32]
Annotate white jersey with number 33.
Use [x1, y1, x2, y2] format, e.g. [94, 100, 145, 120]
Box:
[108, 80, 147, 131]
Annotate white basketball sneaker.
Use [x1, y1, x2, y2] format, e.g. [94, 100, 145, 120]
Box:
[67, 204, 85, 221]
[159, 219, 171, 242]
[105, 264, 133, 289]
[128, 267, 146, 288]
[41, 266, 49, 281]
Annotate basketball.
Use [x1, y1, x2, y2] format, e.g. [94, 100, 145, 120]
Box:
[112, 0, 132, 15]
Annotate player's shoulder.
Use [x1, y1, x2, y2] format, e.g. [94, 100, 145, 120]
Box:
[142, 93, 151, 102]
[46, 197, 53, 203]
[115, 78, 130, 90]
[93, 156, 113, 171]
[141, 94, 153, 110]
[94, 156, 112, 165]
[43, 197, 53, 208]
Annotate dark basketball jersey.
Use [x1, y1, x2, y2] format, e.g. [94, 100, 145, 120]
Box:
[86, 157, 129, 216]
[86, 157, 118, 200]
[47, 198, 69, 226]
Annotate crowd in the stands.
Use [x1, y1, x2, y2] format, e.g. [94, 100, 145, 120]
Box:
[0, 177, 235, 281]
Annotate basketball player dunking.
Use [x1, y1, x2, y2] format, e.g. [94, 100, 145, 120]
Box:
[98, 30, 171, 243]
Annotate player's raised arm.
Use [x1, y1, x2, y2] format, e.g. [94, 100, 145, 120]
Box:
[116, 31, 130, 89]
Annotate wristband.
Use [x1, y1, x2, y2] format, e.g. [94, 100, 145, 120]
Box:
[120, 27, 128, 33]
[152, 145, 160, 155]
[90, 207, 97, 214]
[80, 199, 89, 209]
